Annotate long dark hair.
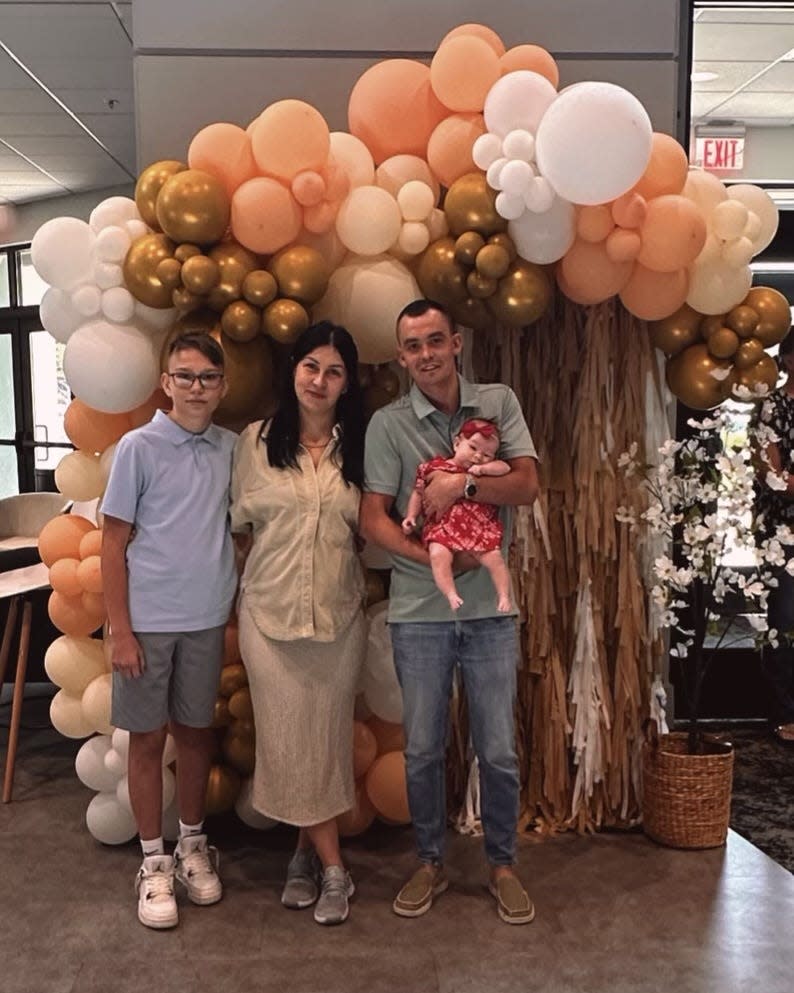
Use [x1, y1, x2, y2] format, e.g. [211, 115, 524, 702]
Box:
[262, 321, 365, 488]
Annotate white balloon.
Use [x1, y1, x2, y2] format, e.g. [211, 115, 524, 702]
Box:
[162, 796, 180, 842]
[104, 747, 127, 779]
[125, 219, 149, 241]
[75, 735, 120, 792]
[472, 132, 503, 170]
[134, 301, 177, 333]
[162, 733, 177, 766]
[111, 727, 130, 760]
[495, 191, 526, 221]
[72, 284, 102, 318]
[235, 777, 279, 830]
[101, 287, 136, 323]
[524, 177, 556, 214]
[116, 766, 175, 814]
[50, 689, 94, 739]
[499, 160, 534, 197]
[484, 70, 558, 139]
[93, 260, 124, 290]
[40, 287, 84, 344]
[89, 196, 140, 233]
[329, 131, 375, 189]
[536, 82, 652, 206]
[31, 217, 95, 290]
[727, 183, 779, 254]
[486, 157, 508, 191]
[85, 792, 138, 845]
[509, 195, 576, 264]
[94, 225, 131, 263]
[502, 129, 536, 162]
[64, 321, 159, 413]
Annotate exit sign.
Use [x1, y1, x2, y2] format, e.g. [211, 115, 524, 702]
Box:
[694, 135, 745, 171]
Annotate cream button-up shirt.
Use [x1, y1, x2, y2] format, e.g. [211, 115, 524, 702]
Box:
[230, 420, 365, 643]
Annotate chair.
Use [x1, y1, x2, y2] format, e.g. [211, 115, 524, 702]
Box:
[0, 493, 72, 549]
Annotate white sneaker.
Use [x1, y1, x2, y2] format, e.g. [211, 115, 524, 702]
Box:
[174, 834, 223, 906]
[135, 855, 178, 929]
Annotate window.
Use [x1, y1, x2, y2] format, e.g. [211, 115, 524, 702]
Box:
[18, 248, 48, 307]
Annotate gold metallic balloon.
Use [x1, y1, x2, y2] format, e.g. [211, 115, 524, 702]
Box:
[700, 314, 727, 339]
[134, 160, 187, 229]
[733, 352, 778, 393]
[416, 238, 469, 308]
[454, 231, 485, 265]
[372, 366, 400, 398]
[444, 173, 507, 238]
[205, 764, 241, 816]
[212, 331, 274, 425]
[467, 270, 497, 299]
[155, 257, 182, 290]
[221, 300, 261, 342]
[181, 254, 220, 295]
[707, 327, 739, 359]
[211, 698, 231, 729]
[665, 344, 732, 410]
[123, 233, 176, 308]
[155, 169, 231, 246]
[743, 286, 791, 347]
[365, 570, 386, 605]
[242, 270, 278, 308]
[486, 259, 551, 327]
[175, 243, 202, 263]
[452, 296, 493, 331]
[476, 243, 511, 280]
[487, 232, 518, 262]
[222, 733, 255, 776]
[262, 298, 310, 345]
[206, 241, 260, 313]
[726, 304, 759, 339]
[733, 337, 765, 370]
[649, 304, 703, 357]
[228, 687, 254, 721]
[172, 286, 201, 311]
[269, 246, 329, 306]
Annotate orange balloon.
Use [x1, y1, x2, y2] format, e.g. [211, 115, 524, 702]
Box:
[558, 239, 633, 305]
[605, 228, 641, 263]
[64, 400, 130, 454]
[440, 23, 506, 57]
[78, 529, 102, 560]
[365, 751, 411, 824]
[127, 388, 171, 429]
[353, 721, 378, 779]
[500, 45, 560, 88]
[231, 177, 302, 254]
[430, 36, 501, 113]
[188, 122, 258, 199]
[76, 555, 103, 594]
[620, 264, 688, 321]
[367, 716, 406, 755]
[348, 60, 448, 163]
[337, 781, 377, 838]
[38, 515, 95, 567]
[577, 205, 614, 244]
[48, 591, 102, 637]
[250, 99, 330, 182]
[638, 195, 707, 272]
[81, 591, 106, 623]
[49, 558, 83, 597]
[632, 133, 689, 199]
[427, 113, 486, 188]
[612, 192, 647, 230]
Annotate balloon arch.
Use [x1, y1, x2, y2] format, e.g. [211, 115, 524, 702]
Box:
[30, 22, 789, 844]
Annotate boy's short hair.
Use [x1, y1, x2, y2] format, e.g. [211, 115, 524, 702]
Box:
[167, 332, 225, 369]
[458, 417, 499, 441]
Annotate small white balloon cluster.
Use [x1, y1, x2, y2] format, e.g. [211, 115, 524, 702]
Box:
[473, 129, 555, 221]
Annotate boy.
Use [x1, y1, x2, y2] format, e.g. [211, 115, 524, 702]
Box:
[101, 332, 237, 929]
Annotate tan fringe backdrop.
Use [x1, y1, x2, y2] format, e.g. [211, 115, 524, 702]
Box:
[460, 295, 663, 836]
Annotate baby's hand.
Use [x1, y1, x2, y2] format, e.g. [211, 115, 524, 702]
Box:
[469, 465, 483, 477]
[402, 518, 417, 535]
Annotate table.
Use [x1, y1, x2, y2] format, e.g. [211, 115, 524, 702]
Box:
[0, 562, 50, 803]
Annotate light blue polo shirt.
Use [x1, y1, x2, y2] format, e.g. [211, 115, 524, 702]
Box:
[364, 375, 537, 623]
[101, 409, 237, 633]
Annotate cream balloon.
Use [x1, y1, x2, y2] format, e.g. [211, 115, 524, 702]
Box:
[81, 672, 114, 736]
[375, 155, 441, 203]
[329, 132, 376, 188]
[55, 450, 107, 501]
[727, 184, 779, 254]
[44, 635, 106, 696]
[710, 200, 749, 241]
[50, 689, 95, 739]
[686, 259, 753, 315]
[683, 169, 727, 216]
[335, 186, 402, 256]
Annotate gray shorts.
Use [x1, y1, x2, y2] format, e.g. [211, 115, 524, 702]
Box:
[111, 626, 225, 733]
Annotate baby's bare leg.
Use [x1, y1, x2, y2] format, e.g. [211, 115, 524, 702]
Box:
[476, 549, 512, 612]
[428, 542, 463, 611]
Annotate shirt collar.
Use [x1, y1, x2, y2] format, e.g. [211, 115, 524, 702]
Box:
[151, 408, 223, 447]
[409, 374, 480, 420]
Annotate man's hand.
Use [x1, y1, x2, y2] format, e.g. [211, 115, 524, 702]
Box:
[422, 471, 464, 520]
[111, 631, 146, 679]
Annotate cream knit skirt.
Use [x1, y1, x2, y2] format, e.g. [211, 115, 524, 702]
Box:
[238, 599, 366, 826]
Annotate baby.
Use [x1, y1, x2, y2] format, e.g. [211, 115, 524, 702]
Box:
[402, 417, 512, 612]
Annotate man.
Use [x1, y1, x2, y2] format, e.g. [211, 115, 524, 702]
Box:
[101, 332, 237, 929]
[360, 299, 539, 925]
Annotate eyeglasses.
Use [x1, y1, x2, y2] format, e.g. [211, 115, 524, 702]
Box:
[167, 371, 224, 390]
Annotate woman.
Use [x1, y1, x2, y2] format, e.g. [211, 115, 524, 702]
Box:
[231, 322, 367, 925]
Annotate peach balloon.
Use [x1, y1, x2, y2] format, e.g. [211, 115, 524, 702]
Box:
[639, 194, 707, 272]
[336, 781, 377, 838]
[250, 99, 330, 182]
[231, 177, 302, 254]
[38, 515, 95, 567]
[365, 751, 411, 823]
[558, 239, 633, 304]
[427, 113, 486, 188]
[353, 720, 378, 779]
[430, 36, 501, 113]
[49, 558, 83, 597]
[64, 400, 130, 454]
[605, 228, 641, 263]
[328, 132, 376, 190]
[375, 155, 441, 204]
[632, 132, 689, 199]
[77, 556, 104, 595]
[291, 170, 326, 207]
[500, 44, 560, 88]
[127, 388, 171, 429]
[79, 529, 102, 560]
[577, 205, 614, 243]
[620, 264, 689, 321]
[48, 591, 102, 637]
[612, 192, 647, 230]
[440, 23, 506, 56]
[367, 716, 406, 755]
[188, 123, 258, 199]
[348, 60, 448, 163]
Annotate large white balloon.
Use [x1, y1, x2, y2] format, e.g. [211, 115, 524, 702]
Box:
[536, 82, 652, 205]
[484, 71, 558, 139]
[85, 791, 138, 845]
[64, 321, 160, 413]
[509, 195, 576, 264]
[727, 183, 779, 255]
[75, 734, 122, 792]
[40, 287, 84, 344]
[31, 217, 95, 290]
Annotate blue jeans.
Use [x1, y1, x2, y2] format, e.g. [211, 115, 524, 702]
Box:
[390, 617, 520, 866]
[764, 565, 794, 725]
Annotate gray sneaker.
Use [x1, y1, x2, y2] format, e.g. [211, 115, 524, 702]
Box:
[313, 865, 355, 925]
[281, 848, 321, 909]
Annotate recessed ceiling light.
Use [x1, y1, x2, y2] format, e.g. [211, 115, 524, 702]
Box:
[691, 71, 719, 82]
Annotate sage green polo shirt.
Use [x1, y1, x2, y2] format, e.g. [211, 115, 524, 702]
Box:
[363, 376, 537, 623]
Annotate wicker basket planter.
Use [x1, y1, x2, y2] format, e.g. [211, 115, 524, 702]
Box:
[642, 731, 734, 849]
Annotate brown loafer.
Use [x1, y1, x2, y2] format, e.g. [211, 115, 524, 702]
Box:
[393, 864, 449, 918]
[488, 875, 535, 925]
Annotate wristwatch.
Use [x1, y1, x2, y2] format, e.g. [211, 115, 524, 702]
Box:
[464, 473, 477, 499]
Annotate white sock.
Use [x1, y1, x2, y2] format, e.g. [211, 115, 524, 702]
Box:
[178, 819, 204, 839]
[141, 836, 164, 858]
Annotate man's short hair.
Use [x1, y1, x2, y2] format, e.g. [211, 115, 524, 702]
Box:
[167, 332, 225, 369]
[395, 299, 455, 338]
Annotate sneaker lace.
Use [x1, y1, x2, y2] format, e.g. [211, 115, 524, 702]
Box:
[322, 869, 349, 898]
[143, 870, 174, 901]
[181, 846, 218, 880]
